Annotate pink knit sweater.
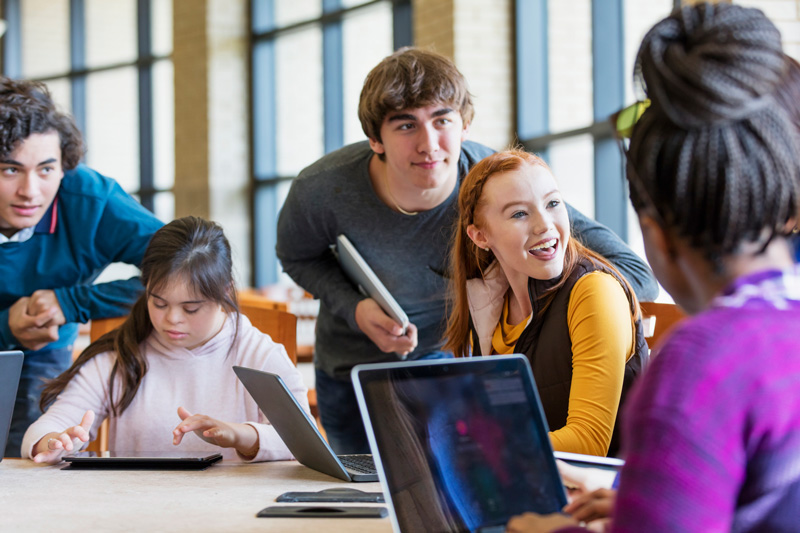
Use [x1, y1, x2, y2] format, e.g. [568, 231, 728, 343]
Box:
[22, 314, 308, 462]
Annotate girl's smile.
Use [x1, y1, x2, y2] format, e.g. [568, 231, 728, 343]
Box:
[528, 237, 559, 261]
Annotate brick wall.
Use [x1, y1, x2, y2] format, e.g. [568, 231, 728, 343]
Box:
[173, 0, 251, 284]
[207, 0, 250, 284]
[414, 0, 456, 59]
[173, 0, 210, 219]
[413, 0, 514, 150]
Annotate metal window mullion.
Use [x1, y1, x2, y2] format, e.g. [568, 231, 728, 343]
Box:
[2, 0, 22, 78]
[137, 0, 155, 212]
[591, 0, 626, 239]
[69, 0, 87, 137]
[251, 0, 278, 287]
[515, 0, 549, 162]
[322, 0, 343, 153]
[253, 0, 383, 42]
[392, 0, 412, 50]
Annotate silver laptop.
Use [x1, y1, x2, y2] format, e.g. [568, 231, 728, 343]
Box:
[233, 366, 378, 482]
[0, 351, 24, 461]
[336, 234, 409, 336]
[352, 355, 568, 533]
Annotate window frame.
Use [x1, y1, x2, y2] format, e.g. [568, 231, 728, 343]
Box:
[1, 0, 172, 213]
[515, 0, 680, 240]
[250, 0, 411, 286]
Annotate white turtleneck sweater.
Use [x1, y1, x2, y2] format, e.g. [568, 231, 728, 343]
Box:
[22, 313, 308, 462]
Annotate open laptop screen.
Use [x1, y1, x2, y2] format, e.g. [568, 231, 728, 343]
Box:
[353, 355, 567, 533]
[1, 351, 24, 461]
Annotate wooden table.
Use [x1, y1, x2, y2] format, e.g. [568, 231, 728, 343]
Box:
[0, 458, 391, 532]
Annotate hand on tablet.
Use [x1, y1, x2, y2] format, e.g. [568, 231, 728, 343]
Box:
[563, 488, 616, 526]
[32, 410, 95, 464]
[355, 298, 418, 356]
[173, 406, 260, 458]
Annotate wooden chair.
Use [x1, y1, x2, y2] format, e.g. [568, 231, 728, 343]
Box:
[238, 289, 287, 312]
[84, 316, 125, 453]
[84, 295, 299, 452]
[639, 301, 687, 353]
[240, 293, 322, 432]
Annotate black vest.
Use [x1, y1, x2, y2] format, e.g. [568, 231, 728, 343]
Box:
[471, 258, 648, 456]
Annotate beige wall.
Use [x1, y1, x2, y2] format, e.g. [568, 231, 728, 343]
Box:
[173, 0, 251, 284]
[413, 0, 515, 151]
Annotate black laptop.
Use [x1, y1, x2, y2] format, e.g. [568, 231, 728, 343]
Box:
[0, 351, 24, 460]
[233, 366, 378, 482]
[352, 355, 568, 533]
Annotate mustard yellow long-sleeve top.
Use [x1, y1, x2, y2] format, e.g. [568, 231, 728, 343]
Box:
[491, 271, 634, 456]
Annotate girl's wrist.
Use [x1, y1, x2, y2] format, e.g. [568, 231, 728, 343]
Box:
[235, 423, 259, 458]
[34, 432, 61, 456]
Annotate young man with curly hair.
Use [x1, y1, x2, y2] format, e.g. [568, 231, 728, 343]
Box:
[0, 77, 163, 457]
[276, 48, 658, 455]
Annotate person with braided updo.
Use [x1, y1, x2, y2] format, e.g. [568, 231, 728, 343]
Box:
[506, 3, 800, 532]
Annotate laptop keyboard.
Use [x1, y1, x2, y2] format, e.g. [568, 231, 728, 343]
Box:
[339, 454, 377, 474]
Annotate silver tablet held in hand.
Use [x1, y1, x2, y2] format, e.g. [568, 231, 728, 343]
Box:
[336, 234, 409, 335]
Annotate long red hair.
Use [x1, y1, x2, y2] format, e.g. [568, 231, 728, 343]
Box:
[443, 149, 639, 358]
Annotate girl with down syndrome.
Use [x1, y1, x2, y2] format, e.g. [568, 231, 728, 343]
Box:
[23, 216, 308, 463]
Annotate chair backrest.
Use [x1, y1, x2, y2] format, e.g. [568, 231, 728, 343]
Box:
[639, 301, 687, 351]
[90, 307, 297, 363]
[239, 303, 297, 364]
[238, 289, 288, 312]
[89, 316, 127, 343]
[85, 318, 122, 453]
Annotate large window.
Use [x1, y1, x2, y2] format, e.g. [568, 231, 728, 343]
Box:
[1, 0, 174, 221]
[515, 0, 675, 261]
[251, 0, 411, 286]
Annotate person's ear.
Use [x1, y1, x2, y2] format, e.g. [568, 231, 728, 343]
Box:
[368, 137, 386, 155]
[461, 121, 471, 142]
[466, 223, 489, 251]
[639, 215, 676, 260]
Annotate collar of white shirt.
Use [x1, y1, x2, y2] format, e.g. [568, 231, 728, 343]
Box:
[0, 225, 35, 245]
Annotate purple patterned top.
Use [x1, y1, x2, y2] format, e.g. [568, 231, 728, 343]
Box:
[607, 266, 800, 532]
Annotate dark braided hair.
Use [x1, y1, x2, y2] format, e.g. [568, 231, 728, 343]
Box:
[0, 77, 84, 169]
[628, 3, 800, 270]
